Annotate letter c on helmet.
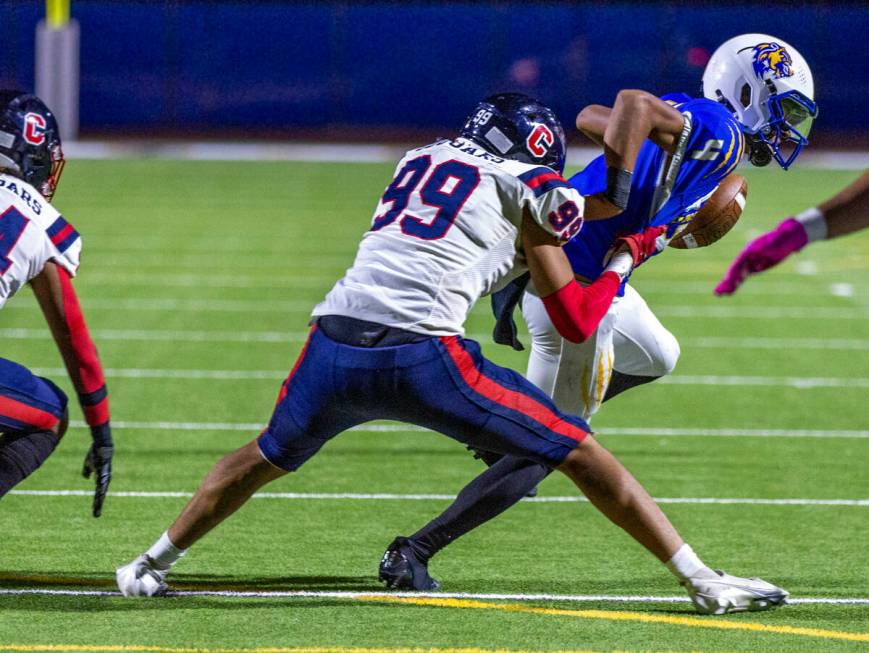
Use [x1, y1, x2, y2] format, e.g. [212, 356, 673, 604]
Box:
[23, 113, 47, 146]
[526, 124, 554, 158]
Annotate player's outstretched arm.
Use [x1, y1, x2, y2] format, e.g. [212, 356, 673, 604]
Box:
[522, 213, 631, 343]
[819, 170, 869, 237]
[30, 261, 114, 517]
[715, 170, 869, 295]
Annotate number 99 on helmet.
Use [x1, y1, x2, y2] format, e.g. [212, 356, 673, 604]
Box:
[460, 92, 567, 174]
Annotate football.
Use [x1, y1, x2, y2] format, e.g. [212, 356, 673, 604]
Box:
[668, 173, 748, 249]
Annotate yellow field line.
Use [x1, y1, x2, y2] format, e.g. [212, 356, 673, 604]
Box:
[0, 647, 614, 653]
[359, 596, 869, 644]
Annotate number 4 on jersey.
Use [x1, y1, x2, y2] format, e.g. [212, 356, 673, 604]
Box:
[372, 155, 480, 240]
[0, 207, 29, 275]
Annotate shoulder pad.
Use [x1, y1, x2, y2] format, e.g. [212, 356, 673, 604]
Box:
[517, 166, 572, 197]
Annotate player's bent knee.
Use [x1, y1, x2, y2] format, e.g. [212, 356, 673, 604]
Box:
[650, 333, 681, 376]
[0, 429, 61, 496]
[556, 438, 622, 493]
[556, 440, 596, 477]
[207, 440, 286, 491]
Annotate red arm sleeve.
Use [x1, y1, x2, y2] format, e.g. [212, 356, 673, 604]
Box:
[541, 272, 621, 344]
[57, 267, 110, 427]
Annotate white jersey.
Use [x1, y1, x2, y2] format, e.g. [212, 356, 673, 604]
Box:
[0, 173, 80, 310]
[313, 138, 585, 336]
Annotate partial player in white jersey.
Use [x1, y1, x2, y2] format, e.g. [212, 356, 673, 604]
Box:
[0, 91, 113, 516]
[118, 93, 787, 615]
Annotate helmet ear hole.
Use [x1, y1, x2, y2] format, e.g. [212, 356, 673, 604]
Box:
[740, 84, 752, 108]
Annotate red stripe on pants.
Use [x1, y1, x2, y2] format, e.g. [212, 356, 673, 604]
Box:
[274, 326, 317, 409]
[440, 336, 588, 443]
[0, 396, 59, 431]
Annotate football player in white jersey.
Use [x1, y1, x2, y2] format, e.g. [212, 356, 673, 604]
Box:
[0, 91, 113, 516]
[117, 93, 787, 614]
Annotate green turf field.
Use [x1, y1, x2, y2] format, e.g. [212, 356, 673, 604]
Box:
[1, 159, 867, 653]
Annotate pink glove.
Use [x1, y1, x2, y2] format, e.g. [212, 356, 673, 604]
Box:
[714, 218, 808, 295]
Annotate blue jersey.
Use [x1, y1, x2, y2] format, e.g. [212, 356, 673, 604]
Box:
[564, 94, 745, 285]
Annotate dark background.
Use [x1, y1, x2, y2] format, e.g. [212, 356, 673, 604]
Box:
[1, 1, 867, 143]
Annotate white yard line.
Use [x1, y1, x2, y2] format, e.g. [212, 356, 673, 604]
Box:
[32, 367, 287, 380]
[3, 280, 869, 313]
[830, 283, 856, 298]
[0, 586, 866, 605]
[8, 489, 868, 506]
[9, 328, 868, 349]
[7, 296, 868, 320]
[7, 323, 869, 348]
[23, 365, 869, 389]
[81, 273, 335, 289]
[3, 298, 315, 313]
[637, 280, 869, 296]
[652, 306, 869, 320]
[683, 337, 869, 350]
[1, 328, 308, 343]
[60, 420, 869, 439]
[659, 375, 869, 389]
[593, 426, 869, 438]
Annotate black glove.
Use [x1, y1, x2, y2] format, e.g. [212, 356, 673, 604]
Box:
[83, 422, 113, 517]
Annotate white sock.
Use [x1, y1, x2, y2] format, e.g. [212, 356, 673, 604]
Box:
[665, 544, 717, 581]
[145, 531, 187, 570]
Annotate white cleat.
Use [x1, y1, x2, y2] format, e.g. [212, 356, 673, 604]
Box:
[116, 555, 170, 597]
[684, 570, 789, 615]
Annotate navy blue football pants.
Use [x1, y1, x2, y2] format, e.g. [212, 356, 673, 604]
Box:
[0, 358, 68, 496]
[257, 325, 590, 472]
[0, 357, 67, 434]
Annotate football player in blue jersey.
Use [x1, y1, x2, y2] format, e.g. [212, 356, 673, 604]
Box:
[117, 90, 790, 615]
[379, 33, 818, 591]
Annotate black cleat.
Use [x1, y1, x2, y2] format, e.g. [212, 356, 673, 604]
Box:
[379, 537, 441, 591]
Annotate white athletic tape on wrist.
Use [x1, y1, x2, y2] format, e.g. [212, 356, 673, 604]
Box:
[604, 251, 633, 280]
[796, 207, 827, 243]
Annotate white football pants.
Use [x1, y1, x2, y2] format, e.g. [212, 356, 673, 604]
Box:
[521, 283, 680, 422]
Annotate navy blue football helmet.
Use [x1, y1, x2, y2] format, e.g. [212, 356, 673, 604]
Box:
[0, 90, 65, 201]
[460, 93, 567, 173]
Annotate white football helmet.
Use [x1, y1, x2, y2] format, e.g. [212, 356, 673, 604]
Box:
[702, 33, 817, 170]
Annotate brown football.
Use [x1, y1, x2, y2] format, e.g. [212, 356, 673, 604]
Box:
[668, 173, 748, 249]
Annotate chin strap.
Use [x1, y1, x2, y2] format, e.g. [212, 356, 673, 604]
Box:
[747, 135, 773, 167]
[57, 267, 109, 428]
